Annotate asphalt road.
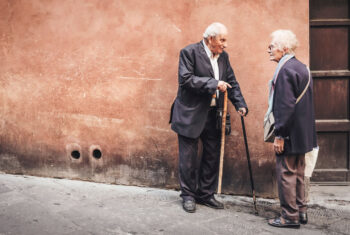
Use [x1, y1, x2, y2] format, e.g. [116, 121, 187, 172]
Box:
[0, 174, 349, 235]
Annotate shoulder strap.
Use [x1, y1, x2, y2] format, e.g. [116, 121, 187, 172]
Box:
[296, 66, 311, 104]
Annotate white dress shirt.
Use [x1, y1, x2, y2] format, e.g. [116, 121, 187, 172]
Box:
[202, 40, 220, 106]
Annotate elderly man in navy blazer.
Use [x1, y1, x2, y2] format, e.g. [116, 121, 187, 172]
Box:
[169, 22, 248, 213]
[266, 30, 317, 228]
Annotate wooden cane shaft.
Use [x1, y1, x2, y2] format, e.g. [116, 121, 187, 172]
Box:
[217, 91, 228, 195]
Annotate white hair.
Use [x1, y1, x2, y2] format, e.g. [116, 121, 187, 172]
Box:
[203, 22, 227, 38]
[271, 30, 299, 54]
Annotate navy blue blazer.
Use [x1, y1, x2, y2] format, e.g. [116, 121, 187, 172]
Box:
[273, 57, 317, 155]
[170, 41, 247, 138]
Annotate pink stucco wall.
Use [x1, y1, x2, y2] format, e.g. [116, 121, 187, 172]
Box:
[0, 0, 309, 197]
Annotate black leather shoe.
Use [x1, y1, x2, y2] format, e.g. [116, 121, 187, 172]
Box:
[268, 217, 300, 228]
[197, 197, 224, 209]
[299, 212, 308, 224]
[183, 200, 196, 213]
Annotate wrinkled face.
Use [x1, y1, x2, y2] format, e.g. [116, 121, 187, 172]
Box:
[208, 32, 228, 56]
[267, 42, 284, 62]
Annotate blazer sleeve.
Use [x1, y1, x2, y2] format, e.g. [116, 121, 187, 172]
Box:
[273, 68, 297, 137]
[225, 56, 248, 112]
[178, 48, 218, 95]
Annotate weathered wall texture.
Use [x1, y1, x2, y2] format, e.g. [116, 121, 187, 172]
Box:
[0, 0, 309, 197]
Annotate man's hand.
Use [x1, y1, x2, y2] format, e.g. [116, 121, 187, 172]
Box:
[238, 107, 247, 116]
[273, 137, 284, 154]
[217, 81, 232, 92]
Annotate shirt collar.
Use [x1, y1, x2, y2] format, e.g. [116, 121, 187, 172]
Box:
[202, 39, 220, 60]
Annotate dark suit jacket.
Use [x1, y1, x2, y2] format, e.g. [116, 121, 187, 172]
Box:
[169, 41, 247, 138]
[273, 57, 317, 155]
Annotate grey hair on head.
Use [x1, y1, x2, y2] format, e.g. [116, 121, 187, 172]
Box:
[271, 29, 299, 55]
[203, 22, 227, 39]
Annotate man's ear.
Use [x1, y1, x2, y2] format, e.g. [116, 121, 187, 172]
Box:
[208, 36, 214, 45]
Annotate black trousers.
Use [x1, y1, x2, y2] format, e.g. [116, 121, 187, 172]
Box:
[178, 108, 220, 201]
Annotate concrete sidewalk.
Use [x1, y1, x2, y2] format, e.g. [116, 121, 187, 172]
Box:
[0, 173, 349, 235]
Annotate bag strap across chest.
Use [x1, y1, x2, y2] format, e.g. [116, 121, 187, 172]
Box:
[296, 67, 311, 104]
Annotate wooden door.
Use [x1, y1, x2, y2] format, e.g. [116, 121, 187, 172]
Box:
[310, 0, 350, 182]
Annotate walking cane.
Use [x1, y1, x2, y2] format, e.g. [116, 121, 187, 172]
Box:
[217, 90, 228, 195]
[240, 116, 258, 214]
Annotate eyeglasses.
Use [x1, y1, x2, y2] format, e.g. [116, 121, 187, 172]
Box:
[268, 44, 277, 51]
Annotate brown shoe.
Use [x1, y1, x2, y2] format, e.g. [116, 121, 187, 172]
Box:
[268, 217, 300, 228]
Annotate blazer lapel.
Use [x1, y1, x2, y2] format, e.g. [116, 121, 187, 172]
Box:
[198, 41, 215, 78]
[218, 56, 225, 81]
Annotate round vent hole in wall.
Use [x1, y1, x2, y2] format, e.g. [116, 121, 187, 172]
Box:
[71, 150, 80, 159]
[93, 149, 102, 159]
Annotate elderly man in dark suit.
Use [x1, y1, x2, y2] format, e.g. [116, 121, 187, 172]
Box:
[266, 30, 317, 228]
[169, 22, 248, 213]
